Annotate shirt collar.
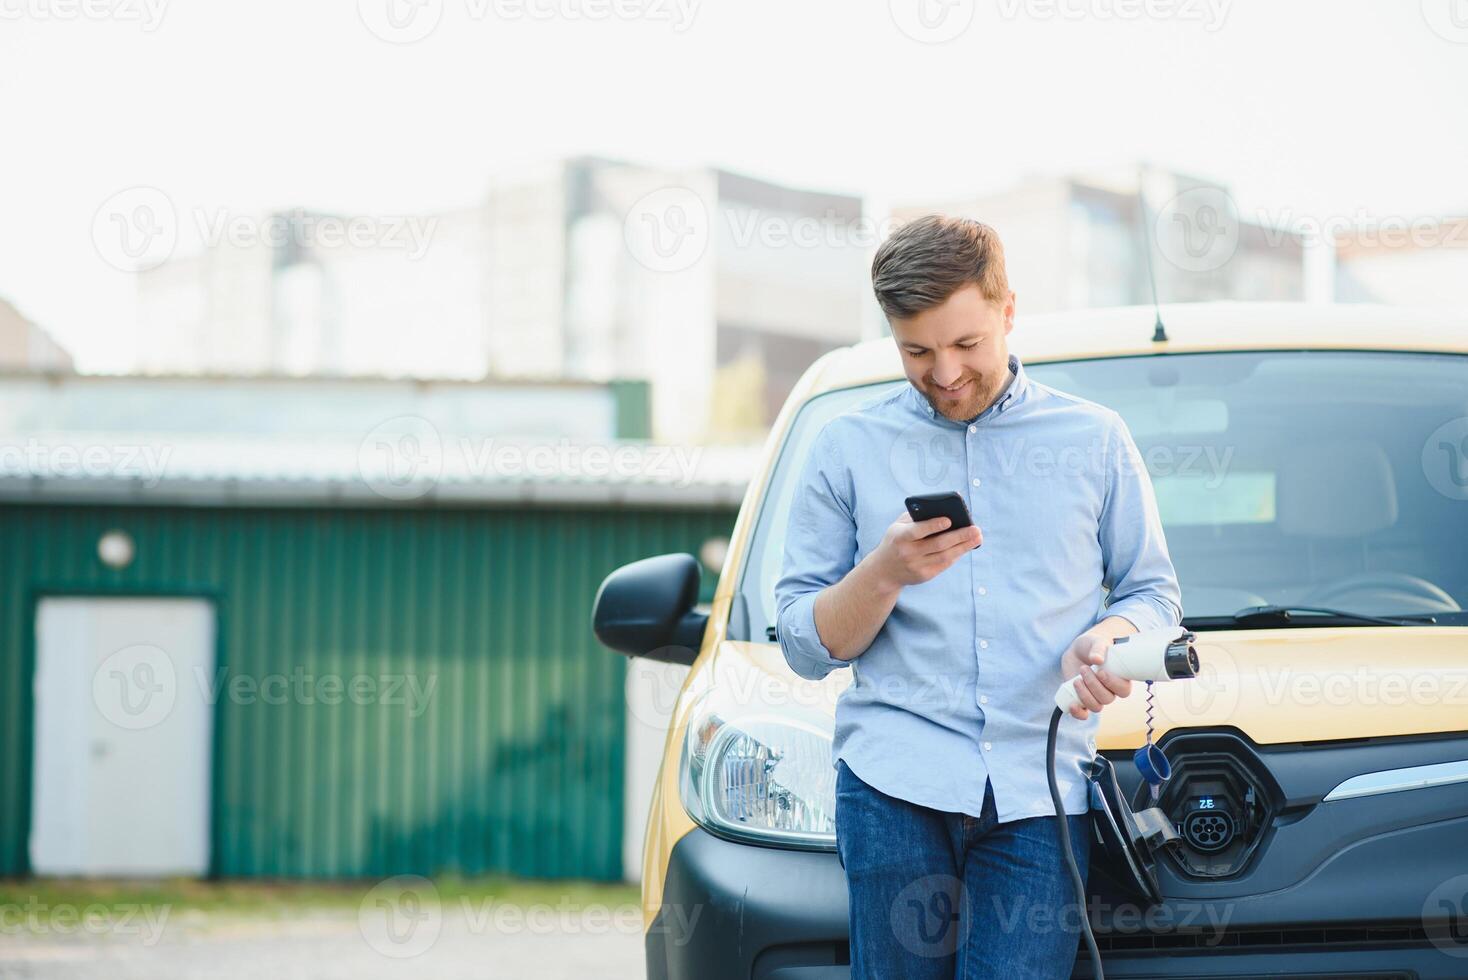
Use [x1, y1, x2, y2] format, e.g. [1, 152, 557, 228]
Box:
[910, 353, 1030, 427]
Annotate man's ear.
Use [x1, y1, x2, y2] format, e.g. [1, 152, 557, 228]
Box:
[1002, 291, 1017, 333]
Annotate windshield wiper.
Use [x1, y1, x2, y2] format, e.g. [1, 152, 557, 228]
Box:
[1195, 604, 1438, 628]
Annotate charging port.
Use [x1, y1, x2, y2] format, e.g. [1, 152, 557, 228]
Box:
[1183, 809, 1236, 852]
[1143, 732, 1279, 880]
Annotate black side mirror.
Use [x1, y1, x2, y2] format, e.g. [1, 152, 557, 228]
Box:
[592, 553, 709, 665]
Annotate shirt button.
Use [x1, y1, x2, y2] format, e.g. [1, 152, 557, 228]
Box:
[983, 741, 993, 751]
[971, 477, 981, 487]
[980, 695, 989, 704]
[968, 424, 977, 434]
[978, 586, 987, 596]
[979, 639, 989, 649]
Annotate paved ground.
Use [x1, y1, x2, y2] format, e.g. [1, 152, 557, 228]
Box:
[0, 905, 645, 979]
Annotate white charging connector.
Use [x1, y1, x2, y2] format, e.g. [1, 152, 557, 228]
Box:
[1054, 626, 1200, 713]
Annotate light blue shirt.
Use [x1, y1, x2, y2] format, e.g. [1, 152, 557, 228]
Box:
[774, 353, 1183, 822]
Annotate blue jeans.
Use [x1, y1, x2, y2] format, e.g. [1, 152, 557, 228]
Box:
[834, 759, 1090, 979]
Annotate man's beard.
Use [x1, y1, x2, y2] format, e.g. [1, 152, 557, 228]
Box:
[920, 372, 1003, 422]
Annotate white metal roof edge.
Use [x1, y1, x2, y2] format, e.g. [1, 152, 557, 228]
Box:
[0, 473, 748, 510]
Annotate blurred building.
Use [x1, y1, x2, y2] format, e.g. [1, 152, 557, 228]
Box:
[135, 158, 871, 443]
[486, 158, 871, 444]
[1336, 216, 1468, 308]
[135, 207, 486, 380]
[0, 369, 750, 881]
[892, 168, 1307, 314]
[0, 298, 73, 372]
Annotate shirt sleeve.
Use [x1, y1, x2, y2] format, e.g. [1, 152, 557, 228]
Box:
[773, 423, 857, 681]
[1097, 411, 1184, 633]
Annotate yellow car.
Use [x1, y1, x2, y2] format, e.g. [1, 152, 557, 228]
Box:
[594, 302, 1468, 979]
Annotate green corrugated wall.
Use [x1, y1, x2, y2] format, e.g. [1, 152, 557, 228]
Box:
[0, 501, 734, 880]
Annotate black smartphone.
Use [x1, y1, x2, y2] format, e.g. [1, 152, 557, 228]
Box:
[904, 491, 974, 536]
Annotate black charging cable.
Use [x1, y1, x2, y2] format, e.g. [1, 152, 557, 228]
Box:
[1047, 706, 1104, 979]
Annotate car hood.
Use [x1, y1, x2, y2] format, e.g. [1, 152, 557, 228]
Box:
[710, 627, 1468, 749]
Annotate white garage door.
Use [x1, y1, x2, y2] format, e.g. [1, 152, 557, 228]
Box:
[30, 596, 216, 877]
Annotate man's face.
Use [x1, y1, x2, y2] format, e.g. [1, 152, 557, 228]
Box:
[890, 284, 1016, 422]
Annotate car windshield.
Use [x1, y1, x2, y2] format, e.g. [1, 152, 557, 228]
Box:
[737, 349, 1468, 635]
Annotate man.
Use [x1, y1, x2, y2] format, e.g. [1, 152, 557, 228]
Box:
[774, 215, 1182, 978]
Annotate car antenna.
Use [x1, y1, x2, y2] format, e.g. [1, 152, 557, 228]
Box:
[1136, 170, 1169, 343]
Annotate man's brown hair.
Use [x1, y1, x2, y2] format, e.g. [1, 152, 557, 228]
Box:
[871, 214, 1009, 319]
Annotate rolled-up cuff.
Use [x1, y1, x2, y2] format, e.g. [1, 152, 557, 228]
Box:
[1104, 593, 1180, 635]
[776, 591, 849, 681]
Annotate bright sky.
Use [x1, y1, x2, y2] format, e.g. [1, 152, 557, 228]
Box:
[2, 0, 1465, 371]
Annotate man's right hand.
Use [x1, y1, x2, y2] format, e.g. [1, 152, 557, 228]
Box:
[869, 512, 983, 590]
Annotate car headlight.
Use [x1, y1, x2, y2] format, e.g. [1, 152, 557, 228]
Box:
[679, 689, 837, 849]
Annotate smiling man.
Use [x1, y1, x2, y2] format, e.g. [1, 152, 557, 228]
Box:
[774, 215, 1183, 978]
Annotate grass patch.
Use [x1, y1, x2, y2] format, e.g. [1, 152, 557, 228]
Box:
[0, 875, 640, 917]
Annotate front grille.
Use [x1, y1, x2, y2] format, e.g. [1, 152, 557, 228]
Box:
[1095, 920, 1429, 954]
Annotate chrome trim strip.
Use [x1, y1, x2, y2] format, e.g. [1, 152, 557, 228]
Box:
[1323, 759, 1468, 802]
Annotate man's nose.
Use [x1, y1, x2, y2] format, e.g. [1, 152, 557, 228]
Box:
[932, 351, 964, 386]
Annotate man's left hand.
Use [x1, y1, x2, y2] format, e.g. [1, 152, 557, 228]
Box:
[1059, 632, 1133, 721]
